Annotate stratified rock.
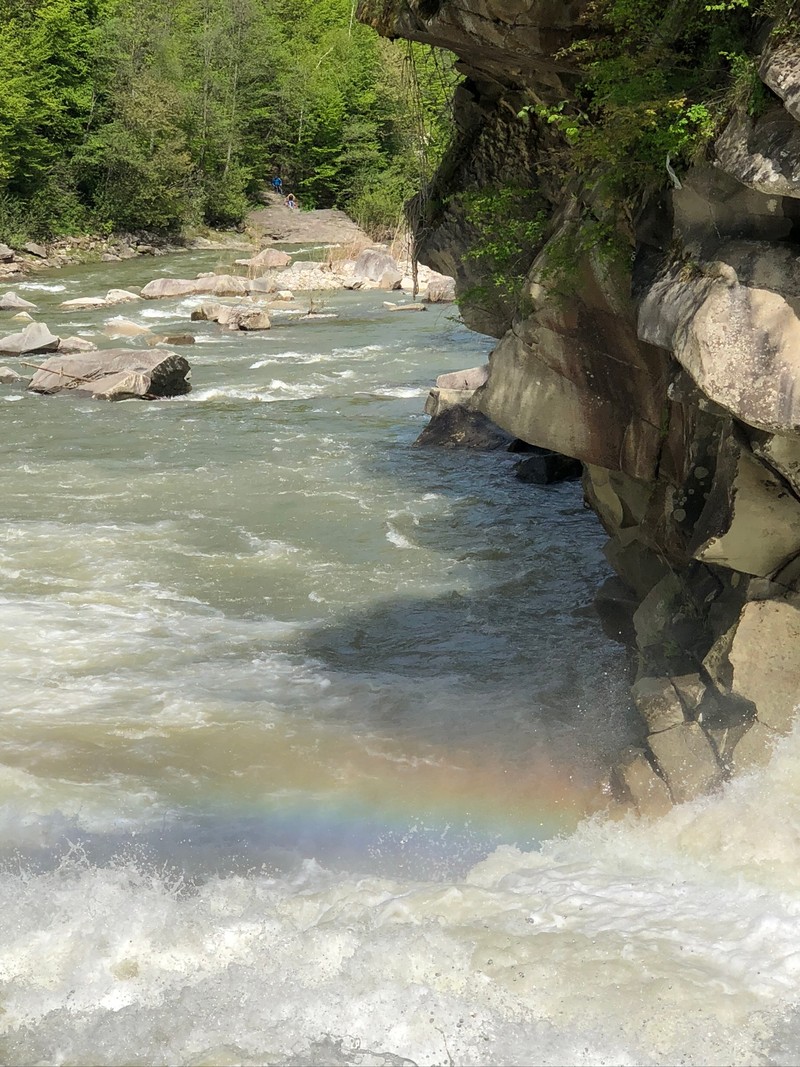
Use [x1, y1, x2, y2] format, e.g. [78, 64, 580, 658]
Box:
[687, 427, 800, 577]
[612, 747, 673, 818]
[140, 274, 250, 299]
[23, 241, 47, 258]
[0, 291, 36, 311]
[0, 244, 14, 262]
[632, 677, 686, 734]
[647, 723, 723, 804]
[0, 322, 60, 355]
[27, 350, 191, 400]
[727, 599, 800, 733]
[715, 109, 800, 199]
[0, 366, 22, 384]
[514, 450, 582, 484]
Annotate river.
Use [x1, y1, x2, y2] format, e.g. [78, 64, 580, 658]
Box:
[1, 249, 799, 1066]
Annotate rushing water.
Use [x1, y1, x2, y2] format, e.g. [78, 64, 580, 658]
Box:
[1, 250, 799, 1066]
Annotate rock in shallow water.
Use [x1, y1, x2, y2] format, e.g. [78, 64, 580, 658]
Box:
[27, 349, 191, 400]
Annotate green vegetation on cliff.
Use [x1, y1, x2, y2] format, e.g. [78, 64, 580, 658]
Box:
[537, 0, 796, 200]
[0, 0, 456, 241]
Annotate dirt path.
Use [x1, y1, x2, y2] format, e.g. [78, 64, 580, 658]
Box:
[246, 192, 371, 246]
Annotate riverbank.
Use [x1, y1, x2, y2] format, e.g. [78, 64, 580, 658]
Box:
[0, 194, 375, 281]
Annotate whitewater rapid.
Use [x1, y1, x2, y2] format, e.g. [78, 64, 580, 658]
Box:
[1, 250, 798, 1065]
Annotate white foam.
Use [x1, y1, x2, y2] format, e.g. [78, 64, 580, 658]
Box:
[385, 525, 415, 549]
[3, 754, 800, 1067]
[372, 387, 427, 399]
[17, 282, 66, 292]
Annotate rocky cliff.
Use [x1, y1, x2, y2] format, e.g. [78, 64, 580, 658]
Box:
[358, 0, 800, 813]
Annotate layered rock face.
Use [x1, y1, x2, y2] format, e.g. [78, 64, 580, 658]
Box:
[359, 0, 800, 811]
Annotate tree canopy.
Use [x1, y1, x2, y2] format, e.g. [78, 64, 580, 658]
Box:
[0, 0, 456, 240]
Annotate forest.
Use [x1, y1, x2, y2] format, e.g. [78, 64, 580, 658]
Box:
[0, 0, 456, 242]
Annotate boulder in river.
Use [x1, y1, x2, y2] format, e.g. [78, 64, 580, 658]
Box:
[0, 291, 36, 311]
[146, 333, 196, 346]
[0, 365, 22, 384]
[350, 249, 403, 290]
[191, 303, 270, 330]
[59, 296, 108, 310]
[104, 317, 151, 339]
[140, 274, 250, 299]
[105, 288, 140, 304]
[236, 248, 292, 272]
[27, 350, 191, 400]
[0, 322, 60, 355]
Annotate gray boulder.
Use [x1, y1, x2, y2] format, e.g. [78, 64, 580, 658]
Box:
[0, 365, 22, 384]
[421, 274, 457, 302]
[237, 248, 292, 272]
[726, 598, 800, 733]
[352, 249, 403, 289]
[0, 322, 60, 355]
[190, 303, 270, 330]
[22, 241, 47, 258]
[761, 41, 800, 124]
[27, 350, 191, 400]
[0, 244, 15, 263]
[140, 274, 250, 299]
[0, 291, 36, 311]
[716, 109, 800, 199]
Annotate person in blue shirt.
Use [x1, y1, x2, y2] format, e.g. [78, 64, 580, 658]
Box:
[272, 175, 283, 195]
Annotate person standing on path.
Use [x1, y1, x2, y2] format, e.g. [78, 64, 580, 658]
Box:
[272, 175, 283, 195]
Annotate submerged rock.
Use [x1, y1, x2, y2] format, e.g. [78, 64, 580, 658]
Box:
[27, 349, 191, 400]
